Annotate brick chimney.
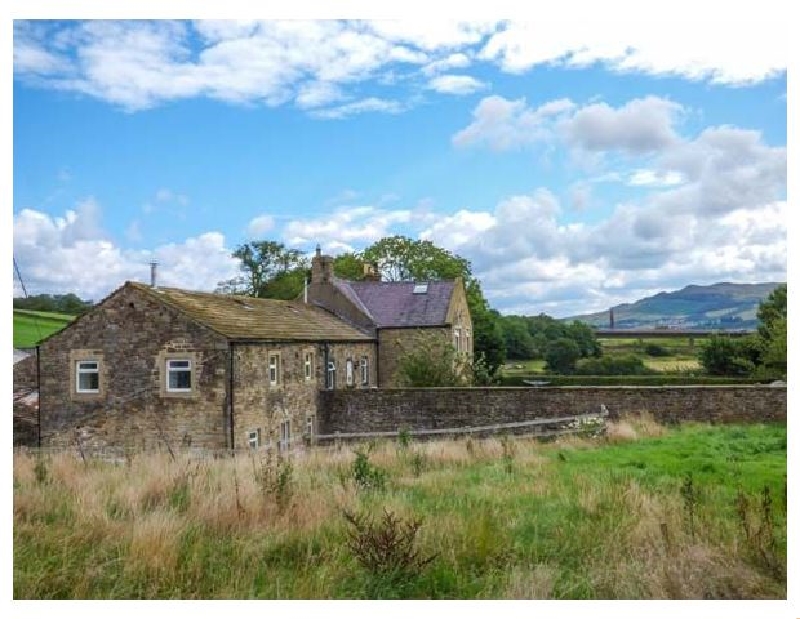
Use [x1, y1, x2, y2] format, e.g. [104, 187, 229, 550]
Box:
[311, 244, 334, 284]
[363, 261, 381, 282]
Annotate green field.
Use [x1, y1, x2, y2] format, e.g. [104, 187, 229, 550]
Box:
[14, 420, 786, 599]
[13, 309, 75, 348]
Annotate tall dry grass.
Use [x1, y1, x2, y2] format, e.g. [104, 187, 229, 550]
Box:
[13, 418, 787, 599]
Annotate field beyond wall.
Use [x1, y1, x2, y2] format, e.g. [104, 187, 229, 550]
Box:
[14, 418, 786, 599]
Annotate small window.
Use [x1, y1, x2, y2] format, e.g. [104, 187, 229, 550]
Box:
[269, 354, 280, 386]
[413, 283, 428, 294]
[248, 429, 261, 449]
[306, 415, 315, 438]
[167, 359, 192, 392]
[279, 420, 291, 452]
[360, 356, 369, 386]
[304, 352, 314, 381]
[326, 361, 336, 389]
[346, 358, 354, 386]
[76, 360, 99, 393]
[454, 328, 461, 352]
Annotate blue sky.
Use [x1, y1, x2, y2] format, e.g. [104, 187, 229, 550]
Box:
[12, 18, 787, 317]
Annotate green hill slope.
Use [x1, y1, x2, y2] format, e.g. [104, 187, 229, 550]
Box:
[13, 309, 75, 348]
[568, 282, 783, 329]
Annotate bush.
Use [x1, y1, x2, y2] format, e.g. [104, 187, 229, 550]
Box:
[545, 338, 581, 374]
[342, 508, 437, 580]
[497, 374, 765, 387]
[699, 335, 759, 376]
[353, 448, 387, 491]
[575, 354, 656, 376]
[644, 343, 670, 357]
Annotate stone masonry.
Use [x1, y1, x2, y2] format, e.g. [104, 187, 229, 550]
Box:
[39, 285, 230, 451]
[318, 385, 787, 436]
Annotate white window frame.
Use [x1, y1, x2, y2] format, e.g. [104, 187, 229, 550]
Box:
[306, 415, 315, 438]
[326, 361, 336, 389]
[346, 358, 354, 386]
[304, 351, 314, 381]
[269, 353, 280, 386]
[360, 356, 369, 386]
[279, 420, 291, 452]
[166, 358, 193, 393]
[75, 360, 100, 394]
[454, 328, 461, 352]
[248, 429, 261, 449]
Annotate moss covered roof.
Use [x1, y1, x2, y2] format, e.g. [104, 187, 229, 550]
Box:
[129, 282, 373, 342]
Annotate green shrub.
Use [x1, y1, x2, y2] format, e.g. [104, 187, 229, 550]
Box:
[353, 448, 387, 491]
[644, 343, 670, 357]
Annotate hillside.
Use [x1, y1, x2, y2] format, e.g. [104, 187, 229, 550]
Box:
[568, 282, 783, 329]
[13, 308, 75, 348]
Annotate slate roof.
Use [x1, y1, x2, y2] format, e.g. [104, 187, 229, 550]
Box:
[129, 282, 373, 342]
[335, 280, 456, 328]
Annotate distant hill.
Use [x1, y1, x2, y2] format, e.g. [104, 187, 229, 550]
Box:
[567, 282, 784, 330]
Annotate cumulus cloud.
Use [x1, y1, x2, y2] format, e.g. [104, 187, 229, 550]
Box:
[13, 202, 241, 300]
[452, 95, 575, 150]
[478, 16, 785, 85]
[562, 96, 683, 154]
[14, 17, 785, 115]
[427, 74, 486, 95]
[246, 215, 275, 238]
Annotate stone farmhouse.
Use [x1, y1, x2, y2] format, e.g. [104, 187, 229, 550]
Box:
[32, 247, 472, 451]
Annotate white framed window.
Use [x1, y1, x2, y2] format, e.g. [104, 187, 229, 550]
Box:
[304, 352, 314, 381]
[454, 328, 461, 352]
[346, 358, 354, 386]
[75, 360, 100, 393]
[269, 353, 280, 386]
[360, 356, 369, 386]
[279, 420, 291, 452]
[306, 415, 315, 438]
[465, 328, 471, 352]
[248, 429, 261, 449]
[166, 359, 192, 392]
[326, 361, 336, 389]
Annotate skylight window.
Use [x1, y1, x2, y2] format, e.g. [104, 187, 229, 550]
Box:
[413, 283, 428, 294]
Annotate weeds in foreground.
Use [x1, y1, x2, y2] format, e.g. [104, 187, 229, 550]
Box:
[342, 507, 437, 595]
[736, 485, 783, 579]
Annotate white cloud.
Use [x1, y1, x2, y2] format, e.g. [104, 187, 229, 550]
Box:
[246, 215, 275, 238]
[421, 52, 471, 76]
[155, 188, 173, 202]
[427, 74, 486, 95]
[283, 205, 423, 249]
[452, 95, 575, 150]
[627, 169, 684, 187]
[13, 202, 241, 300]
[562, 96, 683, 154]
[478, 18, 785, 85]
[14, 19, 784, 115]
[311, 97, 405, 119]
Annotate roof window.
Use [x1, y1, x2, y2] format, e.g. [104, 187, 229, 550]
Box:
[413, 283, 428, 294]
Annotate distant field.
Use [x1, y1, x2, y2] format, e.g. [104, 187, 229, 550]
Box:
[13, 309, 74, 348]
[643, 358, 701, 371]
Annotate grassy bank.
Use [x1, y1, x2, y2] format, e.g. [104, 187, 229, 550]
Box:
[13, 309, 74, 348]
[14, 419, 786, 599]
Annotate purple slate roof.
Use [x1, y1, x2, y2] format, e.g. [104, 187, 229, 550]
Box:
[336, 279, 456, 328]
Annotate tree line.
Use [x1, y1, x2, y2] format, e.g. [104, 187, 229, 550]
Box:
[13, 293, 93, 316]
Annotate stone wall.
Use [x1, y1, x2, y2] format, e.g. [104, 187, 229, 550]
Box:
[318, 386, 787, 435]
[377, 327, 451, 387]
[13, 354, 38, 391]
[39, 284, 231, 451]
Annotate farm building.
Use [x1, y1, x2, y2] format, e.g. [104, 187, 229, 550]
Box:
[30, 247, 472, 451]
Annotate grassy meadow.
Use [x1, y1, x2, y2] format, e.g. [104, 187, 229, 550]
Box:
[14, 418, 786, 599]
[13, 308, 75, 348]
